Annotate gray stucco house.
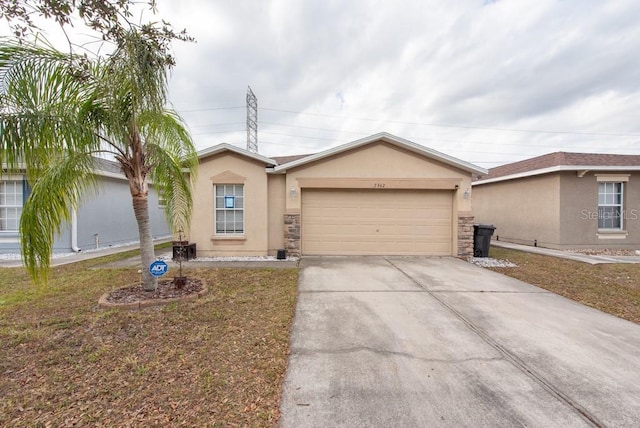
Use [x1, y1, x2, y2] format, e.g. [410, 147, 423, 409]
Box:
[472, 152, 640, 250]
[1, 159, 171, 254]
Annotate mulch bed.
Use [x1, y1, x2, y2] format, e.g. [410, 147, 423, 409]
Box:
[104, 277, 204, 304]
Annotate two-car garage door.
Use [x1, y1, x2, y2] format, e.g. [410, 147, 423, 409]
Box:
[301, 189, 453, 255]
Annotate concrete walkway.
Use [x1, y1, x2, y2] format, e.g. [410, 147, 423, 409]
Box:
[0, 241, 167, 268]
[280, 256, 640, 427]
[0, 240, 298, 269]
[97, 251, 298, 269]
[492, 240, 640, 264]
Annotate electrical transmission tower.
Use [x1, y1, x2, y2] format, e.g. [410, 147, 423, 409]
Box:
[246, 86, 258, 153]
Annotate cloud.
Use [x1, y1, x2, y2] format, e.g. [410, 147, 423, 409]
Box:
[7, 0, 639, 167]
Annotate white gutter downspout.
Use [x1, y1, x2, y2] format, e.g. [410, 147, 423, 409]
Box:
[71, 209, 81, 252]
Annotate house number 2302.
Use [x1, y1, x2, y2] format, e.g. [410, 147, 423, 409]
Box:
[373, 183, 386, 188]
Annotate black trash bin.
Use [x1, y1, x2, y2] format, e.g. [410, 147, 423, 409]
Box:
[473, 224, 496, 257]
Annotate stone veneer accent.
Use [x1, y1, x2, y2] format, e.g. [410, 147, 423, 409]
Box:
[284, 214, 301, 258]
[457, 215, 475, 259]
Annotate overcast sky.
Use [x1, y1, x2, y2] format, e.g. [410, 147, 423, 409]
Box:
[8, 0, 640, 168]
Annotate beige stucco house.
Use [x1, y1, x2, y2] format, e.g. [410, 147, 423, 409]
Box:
[189, 132, 487, 258]
[473, 152, 640, 250]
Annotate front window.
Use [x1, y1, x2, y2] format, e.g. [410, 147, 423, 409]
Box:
[215, 184, 244, 234]
[0, 180, 23, 232]
[598, 182, 623, 229]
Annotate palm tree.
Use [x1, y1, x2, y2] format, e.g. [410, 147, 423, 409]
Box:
[0, 30, 198, 290]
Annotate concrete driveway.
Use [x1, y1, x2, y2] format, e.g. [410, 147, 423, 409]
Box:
[280, 257, 640, 427]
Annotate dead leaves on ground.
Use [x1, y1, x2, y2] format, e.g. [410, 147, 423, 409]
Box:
[0, 265, 298, 427]
[488, 247, 640, 324]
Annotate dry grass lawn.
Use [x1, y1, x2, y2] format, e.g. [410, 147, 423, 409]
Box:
[0, 249, 298, 427]
[488, 246, 640, 324]
[4, 245, 637, 426]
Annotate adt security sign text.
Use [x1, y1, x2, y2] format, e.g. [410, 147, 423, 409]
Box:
[149, 260, 168, 277]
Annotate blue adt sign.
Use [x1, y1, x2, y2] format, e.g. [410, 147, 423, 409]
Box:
[149, 260, 168, 277]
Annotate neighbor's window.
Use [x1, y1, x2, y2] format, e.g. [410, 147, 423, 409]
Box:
[598, 182, 623, 229]
[215, 184, 244, 234]
[0, 180, 23, 232]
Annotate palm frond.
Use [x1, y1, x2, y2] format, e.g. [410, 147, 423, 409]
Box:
[1, 31, 196, 290]
[20, 153, 98, 284]
[0, 39, 101, 176]
[143, 109, 197, 234]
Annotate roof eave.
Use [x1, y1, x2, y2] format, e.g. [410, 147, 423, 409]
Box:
[197, 143, 277, 166]
[273, 132, 487, 176]
[3, 162, 129, 181]
[473, 165, 640, 186]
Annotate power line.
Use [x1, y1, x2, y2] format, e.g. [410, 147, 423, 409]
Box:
[191, 128, 639, 155]
[188, 121, 637, 153]
[259, 130, 349, 142]
[189, 121, 245, 130]
[258, 140, 324, 149]
[178, 106, 245, 113]
[191, 129, 244, 137]
[176, 103, 640, 141]
[257, 121, 638, 150]
[260, 120, 361, 135]
[175, 105, 640, 138]
[260, 107, 640, 138]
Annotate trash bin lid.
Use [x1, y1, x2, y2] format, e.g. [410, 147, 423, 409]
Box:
[474, 224, 495, 229]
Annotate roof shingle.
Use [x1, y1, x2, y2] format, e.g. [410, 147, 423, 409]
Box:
[270, 154, 314, 165]
[479, 152, 640, 182]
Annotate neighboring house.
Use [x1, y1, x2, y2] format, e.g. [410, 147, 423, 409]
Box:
[189, 132, 487, 258]
[0, 159, 171, 254]
[472, 152, 640, 250]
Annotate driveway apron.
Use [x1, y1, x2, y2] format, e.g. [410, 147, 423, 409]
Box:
[279, 256, 640, 427]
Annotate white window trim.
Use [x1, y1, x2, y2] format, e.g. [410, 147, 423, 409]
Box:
[213, 184, 245, 236]
[597, 230, 628, 240]
[597, 181, 624, 231]
[0, 178, 24, 233]
[595, 174, 629, 182]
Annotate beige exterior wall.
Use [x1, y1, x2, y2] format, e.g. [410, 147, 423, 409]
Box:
[473, 174, 561, 248]
[190, 140, 481, 258]
[189, 152, 270, 257]
[560, 171, 640, 248]
[267, 174, 286, 255]
[285, 142, 474, 257]
[284, 142, 472, 212]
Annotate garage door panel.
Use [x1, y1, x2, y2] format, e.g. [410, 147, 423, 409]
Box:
[303, 239, 451, 255]
[302, 189, 453, 255]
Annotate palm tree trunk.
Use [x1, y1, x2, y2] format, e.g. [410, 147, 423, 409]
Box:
[132, 194, 157, 291]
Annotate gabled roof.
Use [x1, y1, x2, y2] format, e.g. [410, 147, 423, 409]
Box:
[93, 157, 123, 175]
[272, 132, 487, 176]
[474, 152, 640, 185]
[4, 157, 126, 177]
[197, 143, 277, 166]
[271, 153, 313, 165]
